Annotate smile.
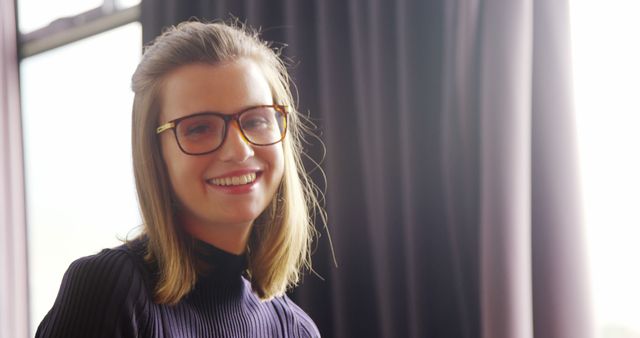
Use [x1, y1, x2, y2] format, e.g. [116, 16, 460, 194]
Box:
[207, 172, 257, 186]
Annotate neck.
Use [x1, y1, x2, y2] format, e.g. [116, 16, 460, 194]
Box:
[179, 215, 252, 255]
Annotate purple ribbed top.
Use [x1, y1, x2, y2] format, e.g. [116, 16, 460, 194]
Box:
[35, 238, 319, 337]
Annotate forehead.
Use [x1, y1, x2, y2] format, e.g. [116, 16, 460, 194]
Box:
[160, 59, 273, 121]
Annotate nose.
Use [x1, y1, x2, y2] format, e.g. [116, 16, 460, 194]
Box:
[217, 122, 254, 162]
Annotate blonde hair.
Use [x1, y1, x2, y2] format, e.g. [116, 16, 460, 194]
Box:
[131, 20, 322, 304]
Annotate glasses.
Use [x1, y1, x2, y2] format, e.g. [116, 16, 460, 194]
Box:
[156, 104, 288, 155]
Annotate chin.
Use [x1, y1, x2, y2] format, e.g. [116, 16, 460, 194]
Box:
[212, 210, 264, 227]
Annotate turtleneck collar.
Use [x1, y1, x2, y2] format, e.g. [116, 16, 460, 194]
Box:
[191, 238, 248, 282]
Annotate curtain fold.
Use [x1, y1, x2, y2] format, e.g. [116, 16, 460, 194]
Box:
[139, 1, 593, 337]
[531, 0, 595, 337]
[441, 1, 481, 337]
[477, 1, 534, 337]
[0, 0, 29, 336]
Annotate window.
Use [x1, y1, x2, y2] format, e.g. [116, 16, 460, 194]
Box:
[17, 1, 141, 335]
[570, 1, 640, 337]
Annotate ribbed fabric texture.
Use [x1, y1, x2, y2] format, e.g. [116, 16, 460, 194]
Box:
[35, 238, 320, 338]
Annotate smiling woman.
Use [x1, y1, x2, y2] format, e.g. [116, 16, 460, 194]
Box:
[35, 21, 323, 338]
[157, 61, 286, 256]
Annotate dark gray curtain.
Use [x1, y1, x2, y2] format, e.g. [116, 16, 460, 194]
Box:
[140, 1, 593, 337]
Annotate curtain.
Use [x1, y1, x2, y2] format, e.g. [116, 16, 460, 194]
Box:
[140, 1, 594, 337]
[0, 0, 29, 337]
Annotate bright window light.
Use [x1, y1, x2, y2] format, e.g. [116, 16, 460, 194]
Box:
[21, 22, 142, 335]
[17, 0, 103, 33]
[16, 0, 140, 33]
[570, 1, 640, 337]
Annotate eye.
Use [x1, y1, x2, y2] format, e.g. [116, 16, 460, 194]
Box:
[185, 123, 212, 136]
[178, 116, 223, 141]
[241, 107, 278, 132]
[242, 116, 271, 131]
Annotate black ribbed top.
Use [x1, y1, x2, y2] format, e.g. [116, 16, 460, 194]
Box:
[35, 238, 319, 337]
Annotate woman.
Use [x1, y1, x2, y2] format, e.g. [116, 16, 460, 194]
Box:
[36, 21, 322, 337]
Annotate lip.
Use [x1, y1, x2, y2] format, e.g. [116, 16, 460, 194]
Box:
[205, 169, 262, 194]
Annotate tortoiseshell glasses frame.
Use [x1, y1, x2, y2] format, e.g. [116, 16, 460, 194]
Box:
[156, 104, 288, 156]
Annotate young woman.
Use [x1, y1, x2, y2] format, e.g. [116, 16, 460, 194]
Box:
[36, 21, 322, 337]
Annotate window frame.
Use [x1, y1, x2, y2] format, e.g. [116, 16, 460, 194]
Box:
[1, 1, 140, 336]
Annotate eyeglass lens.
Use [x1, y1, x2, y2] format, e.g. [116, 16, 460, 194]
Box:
[175, 106, 285, 154]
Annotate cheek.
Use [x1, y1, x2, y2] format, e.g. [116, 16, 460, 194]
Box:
[161, 140, 205, 195]
[166, 160, 185, 191]
[272, 146, 285, 184]
[169, 159, 207, 188]
[258, 145, 285, 198]
[161, 138, 182, 187]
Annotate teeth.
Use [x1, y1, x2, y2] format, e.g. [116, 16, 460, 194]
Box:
[209, 173, 257, 186]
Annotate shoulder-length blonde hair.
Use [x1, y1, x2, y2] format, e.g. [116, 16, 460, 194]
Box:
[131, 20, 321, 304]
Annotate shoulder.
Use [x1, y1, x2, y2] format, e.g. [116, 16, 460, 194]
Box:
[63, 240, 152, 298]
[36, 240, 152, 338]
[76, 241, 143, 274]
[269, 293, 321, 338]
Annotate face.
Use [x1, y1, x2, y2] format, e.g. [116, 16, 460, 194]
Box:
[159, 59, 285, 244]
